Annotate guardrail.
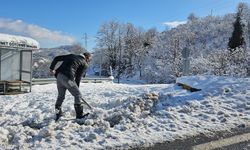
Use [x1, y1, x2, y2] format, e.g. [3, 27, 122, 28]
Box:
[32, 77, 114, 85]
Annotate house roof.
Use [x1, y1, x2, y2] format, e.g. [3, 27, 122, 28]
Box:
[0, 33, 40, 49]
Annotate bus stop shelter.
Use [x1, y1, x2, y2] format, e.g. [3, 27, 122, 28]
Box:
[0, 33, 39, 94]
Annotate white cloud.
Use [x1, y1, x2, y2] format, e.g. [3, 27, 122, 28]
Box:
[0, 18, 76, 48]
[163, 21, 186, 29]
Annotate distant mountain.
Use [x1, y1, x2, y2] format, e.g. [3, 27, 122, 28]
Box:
[33, 44, 86, 78]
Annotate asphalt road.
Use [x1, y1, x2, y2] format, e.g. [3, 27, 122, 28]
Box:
[131, 126, 250, 150]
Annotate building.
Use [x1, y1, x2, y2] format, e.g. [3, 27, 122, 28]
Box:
[0, 33, 39, 94]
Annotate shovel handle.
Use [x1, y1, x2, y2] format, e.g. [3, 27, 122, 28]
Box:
[81, 97, 92, 110]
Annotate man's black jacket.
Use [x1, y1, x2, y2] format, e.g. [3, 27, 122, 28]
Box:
[50, 54, 88, 87]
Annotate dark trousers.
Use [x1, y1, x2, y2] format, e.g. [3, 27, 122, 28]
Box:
[55, 73, 82, 107]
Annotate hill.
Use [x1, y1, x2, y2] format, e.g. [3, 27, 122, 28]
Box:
[33, 44, 86, 78]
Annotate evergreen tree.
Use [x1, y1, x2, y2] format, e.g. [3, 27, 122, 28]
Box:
[228, 5, 245, 51]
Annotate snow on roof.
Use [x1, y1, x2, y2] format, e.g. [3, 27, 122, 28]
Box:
[0, 33, 40, 49]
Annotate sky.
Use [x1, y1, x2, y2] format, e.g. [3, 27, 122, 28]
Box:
[0, 0, 249, 50]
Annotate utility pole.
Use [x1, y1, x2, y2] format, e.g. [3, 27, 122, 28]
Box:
[210, 9, 213, 16]
[182, 47, 190, 76]
[173, 37, 180, 77]
[82, 33, 88, 50]
[118, 29, 122, 84]
[99, 51, 102, 77]
[247, 22, 250, 76]
[248, 22, 250, 48]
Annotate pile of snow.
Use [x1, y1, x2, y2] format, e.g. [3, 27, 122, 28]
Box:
[177, 75, 250, 95]
[0, 76, 249, 149]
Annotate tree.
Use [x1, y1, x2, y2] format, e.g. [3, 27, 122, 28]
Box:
[96, 20, 120, 71]
[123, 23, 138, 75]
[187, 13, 198, 23]
[228, 4, 246, 52]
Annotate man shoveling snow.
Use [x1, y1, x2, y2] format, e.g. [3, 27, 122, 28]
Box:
[49, 52, 92, 121]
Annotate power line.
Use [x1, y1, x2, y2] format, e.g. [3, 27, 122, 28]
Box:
[189, 0, 237, 16]
[81, 33, 97, 51]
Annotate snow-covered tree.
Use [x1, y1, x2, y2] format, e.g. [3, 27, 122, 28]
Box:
[96, 20, 120, 71]
[92, 2, 250, 82]
[122, 23, 141, 76]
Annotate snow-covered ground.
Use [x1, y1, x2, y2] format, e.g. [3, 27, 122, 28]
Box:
[0, 76, 250, 149]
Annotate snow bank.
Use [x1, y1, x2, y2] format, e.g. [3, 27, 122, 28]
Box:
[0, 76, 249, 149]
[177, 75, 250, 94]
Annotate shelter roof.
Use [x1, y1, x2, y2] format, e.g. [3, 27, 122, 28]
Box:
[0, 33, 39, 49]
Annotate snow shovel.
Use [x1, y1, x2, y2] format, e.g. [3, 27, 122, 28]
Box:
[81, 97, 93, 110]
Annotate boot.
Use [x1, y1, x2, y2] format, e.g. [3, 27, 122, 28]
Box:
[55, 106, 62, 121]
[74, 104, 89, 119]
